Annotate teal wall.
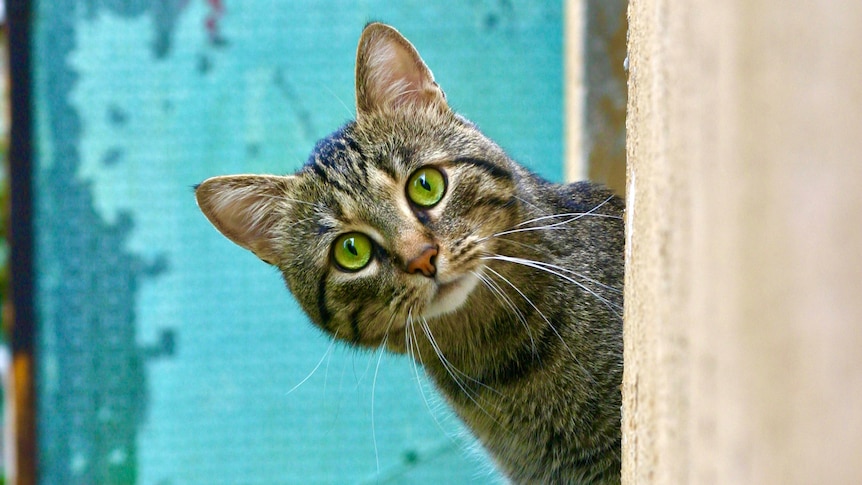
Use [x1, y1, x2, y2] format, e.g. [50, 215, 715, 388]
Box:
[32, 1, 563, 483]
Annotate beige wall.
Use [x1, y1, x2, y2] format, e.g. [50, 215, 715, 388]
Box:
[624, 0, 862, 483]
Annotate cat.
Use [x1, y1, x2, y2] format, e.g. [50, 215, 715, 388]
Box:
[195, 22, 624, 484]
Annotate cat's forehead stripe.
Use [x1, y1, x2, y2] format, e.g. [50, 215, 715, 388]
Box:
[453, 157, 513, 182]
[305, 126, 371, 192]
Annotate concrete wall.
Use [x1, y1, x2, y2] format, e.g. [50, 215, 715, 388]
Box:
[624, 0, 862, 483]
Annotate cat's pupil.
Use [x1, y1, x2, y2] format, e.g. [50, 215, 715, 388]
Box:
[419, 175, 431, 191]
[346, 239, 358, 256]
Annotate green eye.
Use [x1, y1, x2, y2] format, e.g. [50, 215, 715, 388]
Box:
[332, 232, 373, 271]
[406, 167, 446, 208]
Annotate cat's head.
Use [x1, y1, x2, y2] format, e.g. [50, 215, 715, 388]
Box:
[196, 23, 520, 347]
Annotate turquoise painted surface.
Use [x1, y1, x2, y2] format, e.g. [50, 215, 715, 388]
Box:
[32, 1, 563, 483]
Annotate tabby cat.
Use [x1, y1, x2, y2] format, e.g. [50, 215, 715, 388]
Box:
[195, 23, 624, 484]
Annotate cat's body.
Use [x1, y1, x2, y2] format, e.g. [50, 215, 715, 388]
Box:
[196, 23, 624, 484]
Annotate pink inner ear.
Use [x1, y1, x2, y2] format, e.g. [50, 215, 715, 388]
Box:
[202, 185, 270, 246]
[196, 175, 289, 262]
[358, 27, 445, 114]
[366, 40, 427, 109]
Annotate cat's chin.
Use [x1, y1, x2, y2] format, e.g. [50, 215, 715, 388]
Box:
[421, 273, 480, 319]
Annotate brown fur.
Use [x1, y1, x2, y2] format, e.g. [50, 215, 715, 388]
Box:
[196, 23, 624, 484]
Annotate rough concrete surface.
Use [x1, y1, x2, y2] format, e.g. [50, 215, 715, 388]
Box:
[624, 0, 862, 483]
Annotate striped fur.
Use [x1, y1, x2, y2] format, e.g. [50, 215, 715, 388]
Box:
[196, 23, 624, 484]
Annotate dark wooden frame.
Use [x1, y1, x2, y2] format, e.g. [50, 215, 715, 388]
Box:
[7, 0, 38, 483]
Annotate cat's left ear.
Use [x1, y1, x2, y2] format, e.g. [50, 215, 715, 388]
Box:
[355, 23, 448, 118]
[195, 174, 295, 264]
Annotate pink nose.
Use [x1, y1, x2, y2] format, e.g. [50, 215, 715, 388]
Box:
[406, 245, 438, 277]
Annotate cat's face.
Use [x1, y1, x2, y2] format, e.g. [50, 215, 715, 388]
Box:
[196, 23, 519, 348]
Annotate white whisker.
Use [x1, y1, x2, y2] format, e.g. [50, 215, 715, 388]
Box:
[487, 214, 620, 240]
[370, 334, 388, 476]
[479, 195, 620, 242]
[515, 258, 623, 295]
[481, 234, 622, 296]
[419, 318, 507, 430]
[484, 267, 598, 386]
[473, 270, 537, 357]
[515, 195, 617, 228]
[406, 308, 457, 442]
[286, 333, 337, 395]
[324, 85, 355, 119]
[482, 255, 623, 319]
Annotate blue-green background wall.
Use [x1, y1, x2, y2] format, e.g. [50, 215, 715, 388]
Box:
[32, 1, 563, 483]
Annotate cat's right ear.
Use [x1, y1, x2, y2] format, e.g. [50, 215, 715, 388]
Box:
[355, 22, 448, 118]
[195, 175, 294, 264]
